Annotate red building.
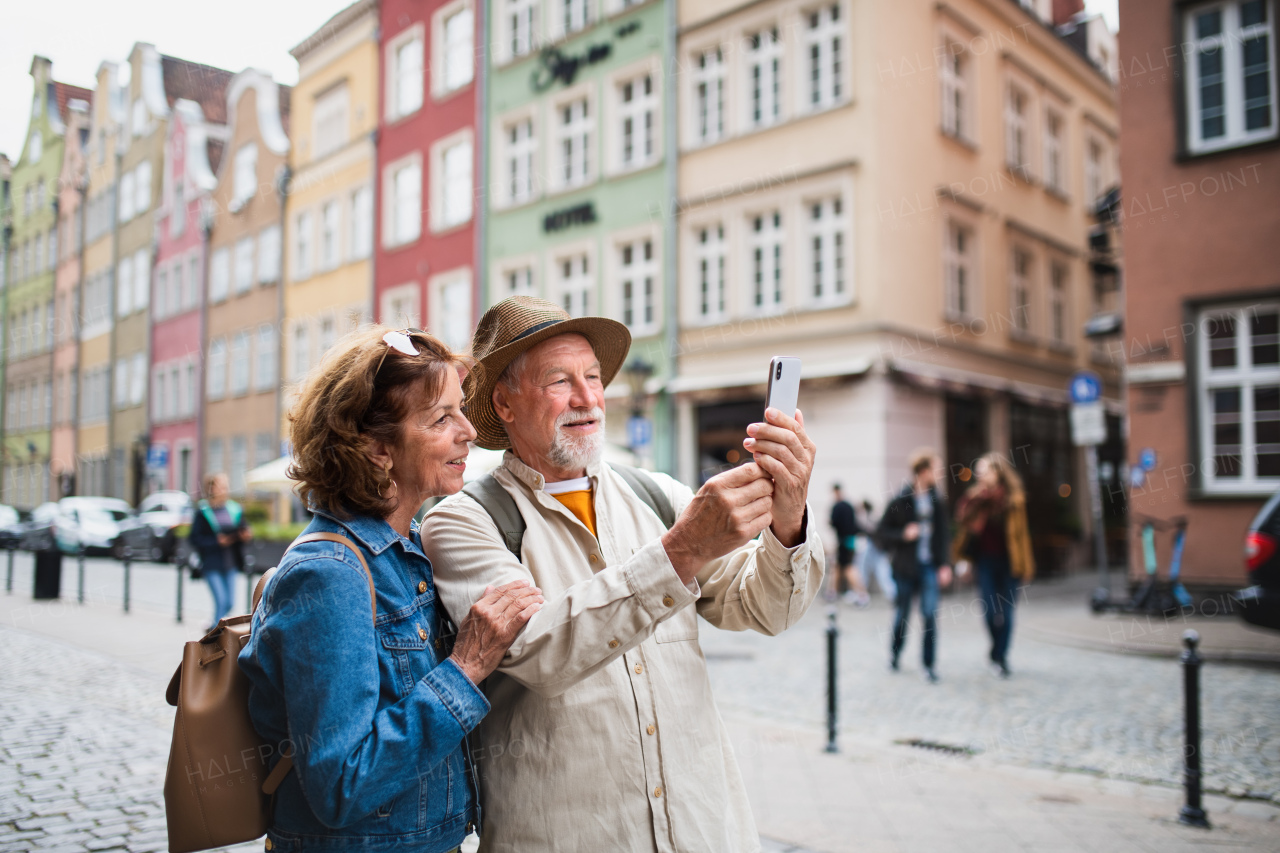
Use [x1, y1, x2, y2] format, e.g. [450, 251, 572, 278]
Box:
[375, 0, 479, 351]
[149, 96, 227, 495]
[1119, 0, 1280, 586]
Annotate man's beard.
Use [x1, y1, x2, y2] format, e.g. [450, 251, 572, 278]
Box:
[546, 406, 606, 470]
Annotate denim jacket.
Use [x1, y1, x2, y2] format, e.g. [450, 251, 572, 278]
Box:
[239, 509, 487, 851]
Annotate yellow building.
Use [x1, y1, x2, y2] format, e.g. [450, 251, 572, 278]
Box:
[282, 0, 379, 454]
[673, 0, 1120, 573]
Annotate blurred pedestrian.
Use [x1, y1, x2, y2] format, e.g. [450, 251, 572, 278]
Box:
[239, 326, 543, 851]
[189, 472, 251, 628]
[879, 448, 951, 683]
[859, 498, 895, 601]
[830, 483, 869, 606]
[954, 452, 1035, 678]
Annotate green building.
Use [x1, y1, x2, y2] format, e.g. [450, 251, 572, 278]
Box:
[483, 0, 676, 470]
[2, 57, 92, 507]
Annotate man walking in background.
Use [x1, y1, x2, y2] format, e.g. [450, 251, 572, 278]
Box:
[878, 449, 951, 683]
[829, 483, 869, 607]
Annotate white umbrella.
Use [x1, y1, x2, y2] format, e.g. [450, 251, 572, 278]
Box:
[245, 455, 296, 493]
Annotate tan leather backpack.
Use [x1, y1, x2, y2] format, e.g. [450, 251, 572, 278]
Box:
[163, 532, 374, 853]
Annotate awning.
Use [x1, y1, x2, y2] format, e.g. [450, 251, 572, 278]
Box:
[888, 359, 1125, 414]
[245, 455, 296, 492]
[664, 356, 873, 395]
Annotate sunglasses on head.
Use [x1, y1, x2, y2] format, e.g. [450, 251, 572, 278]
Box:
[374, 328, 425, 377]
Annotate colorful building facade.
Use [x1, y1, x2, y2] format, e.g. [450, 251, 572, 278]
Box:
[376, 0, 478, 348]
[203, 69, 289, 498]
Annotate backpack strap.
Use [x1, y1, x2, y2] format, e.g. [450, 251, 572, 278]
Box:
[462, 464, 676, 559]
[463, 476, 526, 560]
[254, 531, 377, 797]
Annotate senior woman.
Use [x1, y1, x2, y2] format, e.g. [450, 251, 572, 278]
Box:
[239, 327, 543, 852]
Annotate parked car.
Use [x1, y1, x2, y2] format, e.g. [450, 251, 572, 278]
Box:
[1236, 488, 1280, 631]
[0, 504, 22, 549]
[20, 497, 134, 556]
[116, 491, 193, 561]
[18, 503, 62, 552]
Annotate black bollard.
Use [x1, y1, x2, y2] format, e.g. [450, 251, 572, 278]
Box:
[1179, 630, 1210, 828]
[5, 543, 13, 593]
[77, 544, 85, 604]
[825, 607, 839, 754]
[122, 547, 132, 614]
[175, 560, 184, 623]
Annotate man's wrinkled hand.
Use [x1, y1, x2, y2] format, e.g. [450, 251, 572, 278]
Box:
[744, 408, 816, 547]
[661, 463, 774, 584]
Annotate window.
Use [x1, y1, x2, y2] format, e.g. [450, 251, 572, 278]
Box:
[321, 201, 341, 270]
[255, 433, 275, 469]
[808, 197, 847, 305]
[436, 274, 473, 352]
[234, 237, 255, 294]
[168, 261, 183, 315]
[292, 322, 311, 379]
[387, 158, 422, 245]
[1050, 261, 1068, 345]
[1044, 108, 1066, 193]
[130, 352, 146, 405]
[389, 29, 425, 119]
[1010, 246, 1032, 334]
[749, 211, 784, 312]
[381, 283, 421, 327]
[114, 359, 129, 408]
[119, 170, 135, 222]
[805, 4, 842, 110]
[230, 436, 248, 494]
[618, 238, 658, 335]
[351, 187, 373, 259]
[28, 130, 42, 164]
[1198, 304, 1280, 492]
[319, 315, 337, 354]
[117, 255, 134, 317]
[442, 6, 475, 93]
[1185, 1, 1277, 153]
[1005, 83, 1031, 175]
[258, 225, 281, 283]
[313, 83, 350, 159]
[134, 161, 151, 214]
[47, 226, 57, 270]
[152, 369, 164, 422]
[255, 324, 277, 391]
[186, 254, 200, 309]
[558, 0, 591, 37]
[696, 224, 727, 323]
[508, 0, 537, 58]
[557, 253, 592, 317]
[232, 143, 258, 208]
[294, 212, 313, 279]
[132, 98, 147, 137]
[945, 220, 974, 317]
[184, 361, 196, 416]
[556, 96, 592, 188]
[155, 268, 168, 320]
[747, 28, 783, 128]
[505, 117, 537, 204]
[1085, 136, 1106, 205]
[503, 264, 536, 296]
[617, 73, 658, 170]
[230, 331, 251, 396]
[438, 139, 473, 229]
[170, 180, 186, 238]
[694, 48, 725, 144]
[207, 439, 225, 484]
[133, 248, 149, 311]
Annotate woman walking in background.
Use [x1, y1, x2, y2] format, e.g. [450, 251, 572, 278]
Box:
[954, 453, 1035, 678]
[189, 472, 251, 628]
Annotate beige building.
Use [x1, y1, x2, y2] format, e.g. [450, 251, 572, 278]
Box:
[670, 0, 1121, 573]
[204, 70, 290, 499]
[282, 0, 378, 437]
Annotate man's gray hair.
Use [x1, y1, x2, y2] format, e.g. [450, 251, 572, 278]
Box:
[497, 349, 532, 394]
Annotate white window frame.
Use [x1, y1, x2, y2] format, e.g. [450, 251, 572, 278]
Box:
[386, 24, 426, 121]
[939, 34, 972, 142]
[551, 85, 595, 192]
[433, 0, 475, 97]
[1043, 104, 1067, 195]
[943, 214, 978, 319]
[313, 82, 350, 160]
[609, 61, 661, 174]
[691, 222, 728, 325]
[551, 0, 593, 41]
[1009, 244, 1034, 336]
[746, 209, 785, 315]
[745, 27, 783, 130]
[255, 323, 277, 392]
[380, 282, 422, 328]
[499, 109, 539, 207]
[493, 255, 539, 301]
[429, 267, 475, 352]
[803, 3, 844, 113]
[320, 200, 342, 271]
[117, 255, 134, 317]
[258, 225, 281, 284]
[805, 194, 851, 308]
[610, 225, 661, 337]
[350, 186, 374, 259]
[294, 211, 314, 280]
[1184, 0, 1278, 154]
[383, 153, 423, 247]
[548, 242, 595, 318]
[234, 236, 255, 295]
[430, 130, 474, 232]
[292, 320, 312, 381]
[1004, 79, 1033, 177]
[1084, 132, 1107, 206]
[232, 143, 258, 209]
[503, 0, 539, 63]
[691, 46, 726, 146]
[1049, 259, 1069, 346]
[1197, 302, 1280, 494]
[230, 331, 251, 397]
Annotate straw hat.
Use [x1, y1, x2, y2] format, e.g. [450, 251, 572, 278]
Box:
[466, 296, 631, 450]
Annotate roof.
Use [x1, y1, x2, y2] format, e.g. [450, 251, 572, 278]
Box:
[160, 55, 233, 124]
[290, 0, 379, 59]
[51, 81, 93, 123]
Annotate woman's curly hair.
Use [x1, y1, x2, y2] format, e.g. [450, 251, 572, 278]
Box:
[288, 326, 474, 519]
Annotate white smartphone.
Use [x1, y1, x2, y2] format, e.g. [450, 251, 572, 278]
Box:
[765, 357, 801, 418]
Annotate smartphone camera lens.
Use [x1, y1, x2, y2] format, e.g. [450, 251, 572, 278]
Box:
[775, 363, 782, 380]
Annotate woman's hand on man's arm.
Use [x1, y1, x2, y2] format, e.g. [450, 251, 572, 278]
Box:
[449, 579, 544, 685]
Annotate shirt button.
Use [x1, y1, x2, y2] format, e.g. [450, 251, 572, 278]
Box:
[264, 841, 273, 852]
[608, 639, 619, 649]
[662, 595, 674, 607]
[647, 724, 656, 735]
[653, 786, 663, 798]
[793, 589, 802, 596]
[589, 554, 599, 563]
[634, 664, 643, 674]
[418, 581, 428, 594]
[418, 627, 427, 641]
[435, 638, 442, 649]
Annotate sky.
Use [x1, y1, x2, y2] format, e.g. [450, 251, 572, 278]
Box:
[0, 0, 1121, 165]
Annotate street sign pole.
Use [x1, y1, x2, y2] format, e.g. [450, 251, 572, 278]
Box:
[1085, 444, 1109, 596]
[1069, 371, 1110, 600]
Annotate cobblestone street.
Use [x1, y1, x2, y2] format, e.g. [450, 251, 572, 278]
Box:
[699, 578, 1280, 802]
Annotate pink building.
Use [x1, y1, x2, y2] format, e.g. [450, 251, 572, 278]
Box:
[149, 98, 226, 495]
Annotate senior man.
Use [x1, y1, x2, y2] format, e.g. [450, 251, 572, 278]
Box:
[424, 296, 823, 852]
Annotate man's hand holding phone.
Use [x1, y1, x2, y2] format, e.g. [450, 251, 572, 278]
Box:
[744, 407, 815, 548]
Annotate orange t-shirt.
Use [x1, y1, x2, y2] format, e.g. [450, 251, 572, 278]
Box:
[545, 477, 597, 537]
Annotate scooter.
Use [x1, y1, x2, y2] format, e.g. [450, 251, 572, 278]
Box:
[1091, 515, 1191, 614]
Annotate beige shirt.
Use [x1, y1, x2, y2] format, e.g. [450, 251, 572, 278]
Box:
[423, 453, 825, 853]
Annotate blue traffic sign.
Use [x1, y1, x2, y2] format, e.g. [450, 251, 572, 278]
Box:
[147, 444, 169, 470]
[1139, 447, 1157, 471]
[627, 416, 653, 449]
[1069, 371, 1102, 404]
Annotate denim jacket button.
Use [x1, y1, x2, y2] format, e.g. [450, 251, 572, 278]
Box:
[418, 581, 427, 594]
[418, 627, 427, 641]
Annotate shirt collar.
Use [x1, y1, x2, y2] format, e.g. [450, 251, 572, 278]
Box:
[502, 450, 606, 492]
[310, 506, 413, 556]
